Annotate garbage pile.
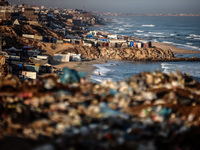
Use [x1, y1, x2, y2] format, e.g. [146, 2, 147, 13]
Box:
[0, 68, 200, 150]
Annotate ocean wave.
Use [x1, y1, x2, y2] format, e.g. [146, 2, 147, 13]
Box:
[123, 24, 133, 27]
[190, 34, 200, 38]
[161, 62, 200, 78]
[119, 28, 125, 31]
[93, 64, 112, 76]
[134, 33, 145, 36]
[148, 32, 164, 35]
[112, 19, 119, 22]
[186, 36, 193, 39]
[142, 24, 155, 27]
[186, 43, 193, 45]
[152, 35, 168, 38]
[134, 33, 149, 37]
[108, 30, 114, 32]
[163, 41, 174, 44]
[114, 31, 121, 33]
[175, 43, 200, 51]
[161, 63, 170, 74]
[118, 22, 124, 24]
[194, 38, 200, 40]
[136, 30, 144, 33]
[161, 63, 189, 74]
[90, 75, 103, 83]
[170, 34, 176, 36]
[153, 39, 158, 42]
[113, 27, 120, 29]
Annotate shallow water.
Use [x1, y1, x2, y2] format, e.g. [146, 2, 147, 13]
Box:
[90, 54, 200, 83]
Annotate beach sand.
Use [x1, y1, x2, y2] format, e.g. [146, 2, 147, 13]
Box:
[51, 43, 200, 80]
[52, 58, 108, 79]
[152, 42, 200, 54]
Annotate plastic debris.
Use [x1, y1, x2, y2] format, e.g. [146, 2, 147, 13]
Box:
[0, 70, 200, 149]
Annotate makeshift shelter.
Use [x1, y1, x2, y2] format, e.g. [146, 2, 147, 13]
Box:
[13, 19, 20, 25]
[24, 64, 40, 73]
[22, 71, 37, 79]
[39, 63, 52, 74]
[86, 34, 93, 38]
[69, 53, 81, 61]
[31, 57, 48, 65]
[53, 54, 70, 62]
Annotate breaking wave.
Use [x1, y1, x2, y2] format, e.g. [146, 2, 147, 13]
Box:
[142, 24, 155, 27]
[136, 30, 144, 32]
[148, 32, 164, 35]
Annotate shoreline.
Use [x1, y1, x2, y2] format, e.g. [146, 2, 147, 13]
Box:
[52, 58, 108, 79]
[52, 42, 200, 80]
[152, 42, 200, 54]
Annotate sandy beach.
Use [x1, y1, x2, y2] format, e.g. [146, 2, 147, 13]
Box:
[152, 42, 200, 54]
[52, 58, 109, 79]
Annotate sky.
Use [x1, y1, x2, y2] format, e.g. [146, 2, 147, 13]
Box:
[8, 0, 200, 14]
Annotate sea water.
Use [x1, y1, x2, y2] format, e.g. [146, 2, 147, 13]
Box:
[89, 16, 200, 83]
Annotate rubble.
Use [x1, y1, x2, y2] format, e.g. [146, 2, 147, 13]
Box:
[0, 68, 200, 149]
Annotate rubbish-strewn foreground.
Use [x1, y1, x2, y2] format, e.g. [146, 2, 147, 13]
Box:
[1, 68, 200, 150]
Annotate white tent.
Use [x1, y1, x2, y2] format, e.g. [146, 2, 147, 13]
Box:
[69, 53, 81, 61]
[13, 19, 20, 25]
[53, 54, 70, 62]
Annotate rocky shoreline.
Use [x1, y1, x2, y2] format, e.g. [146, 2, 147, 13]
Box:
[55, 45, 200, 62]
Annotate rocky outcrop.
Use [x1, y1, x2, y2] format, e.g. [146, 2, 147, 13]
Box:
[57, 46, 176, 61]
[57, 45, 200, 62]
[98, 47, 175, 61]
[58, 46, 177, 61]
[56, 45, 101, 60]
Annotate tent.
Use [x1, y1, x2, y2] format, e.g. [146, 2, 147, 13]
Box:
[13, 19, 20, 25]
[53, 54, 70, 62]
[86, 34, 93, 38]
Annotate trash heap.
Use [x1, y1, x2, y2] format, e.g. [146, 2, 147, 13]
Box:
[0, 68, 200, 150]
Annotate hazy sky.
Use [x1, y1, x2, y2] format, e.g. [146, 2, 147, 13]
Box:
[9, 0, 200, 14]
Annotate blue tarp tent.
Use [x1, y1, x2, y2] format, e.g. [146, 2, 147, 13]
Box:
[100, 39, 107, 42]
[130, 42, 134, 47]
[47, 14, 55, 19]
[86, 35, 93, 38]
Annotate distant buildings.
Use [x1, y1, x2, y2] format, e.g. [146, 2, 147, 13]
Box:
[23, 8, 38, 21]
[0, 0, 9, 6]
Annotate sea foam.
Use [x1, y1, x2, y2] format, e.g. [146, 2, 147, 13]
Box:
[142, 24, 155, 27]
